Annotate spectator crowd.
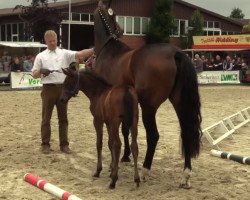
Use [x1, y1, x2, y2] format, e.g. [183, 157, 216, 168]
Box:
[190, 53, 249, 73]
[0, 54, 35, 73]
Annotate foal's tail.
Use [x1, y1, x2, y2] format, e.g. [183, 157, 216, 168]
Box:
[122, 86, 135, 130]
[172, 51, 202, 158]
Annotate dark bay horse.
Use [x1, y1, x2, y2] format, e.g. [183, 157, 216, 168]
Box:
[60, 66, 140, 189]
[93, 0, 202, 188]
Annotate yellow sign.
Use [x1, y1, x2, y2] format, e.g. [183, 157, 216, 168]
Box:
[193, 35, 250, 45]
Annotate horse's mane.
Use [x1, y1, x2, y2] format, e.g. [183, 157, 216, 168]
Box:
[101, 40, 131, 56]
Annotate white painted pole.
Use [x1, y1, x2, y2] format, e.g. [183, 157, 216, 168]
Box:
[24, 173, 82, 200]
[211, 149, 250, 165]
[68, 0, 71, 50]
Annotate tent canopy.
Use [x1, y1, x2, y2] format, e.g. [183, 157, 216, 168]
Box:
[0, 41, 47, 48]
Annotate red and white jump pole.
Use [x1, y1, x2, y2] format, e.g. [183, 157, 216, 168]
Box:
[24, 173, 82, 200]
[211, 149, 250, 165]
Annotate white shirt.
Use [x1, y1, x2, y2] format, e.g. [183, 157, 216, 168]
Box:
[32, 47, 76, 84]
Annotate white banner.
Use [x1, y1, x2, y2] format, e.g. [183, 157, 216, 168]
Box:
[197, 71, 240, 84]
[11, 72, 42, 89]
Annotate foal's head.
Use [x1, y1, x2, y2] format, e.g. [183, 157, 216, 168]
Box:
[60, 63, 79, 103]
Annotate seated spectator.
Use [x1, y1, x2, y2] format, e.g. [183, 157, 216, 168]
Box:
[213, 55, 223, 71]
[207, 58, 215, 71]
[3, 57, 10, 72]
[223, 56, 234, 70]
[23, 55, 35, 72]
[203, 58, 209, 71]
[193, 54, 203, 73]
[0, 58, 3, 72]
[10, 57, 22, 72]
[234, 57, 242, 70]
[241, 58, 248, 70]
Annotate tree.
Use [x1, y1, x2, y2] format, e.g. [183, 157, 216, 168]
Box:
[14, 0, 62, 43]
[187, 10, 204, 48]
[146, 0, 176, 44]
[242, 23, 250, 33]
[229, 7, 245, 19]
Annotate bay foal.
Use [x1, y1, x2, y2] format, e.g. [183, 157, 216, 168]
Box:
[61, 66, 140, 189]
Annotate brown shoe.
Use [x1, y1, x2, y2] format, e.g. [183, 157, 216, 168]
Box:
[41, 145, 51, 154]
[60, 146, 71, 154]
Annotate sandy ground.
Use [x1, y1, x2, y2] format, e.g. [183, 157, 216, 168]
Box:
[0, 85, 249, 200]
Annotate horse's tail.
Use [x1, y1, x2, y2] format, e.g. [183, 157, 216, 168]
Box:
[122, 86, 135, 130]
[172, 51, 202, 158]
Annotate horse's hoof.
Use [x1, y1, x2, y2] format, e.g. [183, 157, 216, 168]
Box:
[121, 156, 131, 162]
[93, 173, 100, 178]
[179, 168, 192, 189]
[141, 168, 150, 181]
[135, 177, 140, 187]
[109, 183, 116, 189]
[179, 183, 191, 189]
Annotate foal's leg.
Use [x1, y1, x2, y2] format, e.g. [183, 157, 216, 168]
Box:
[121, 122, 131, 162]
[108, 125, 121, 189]
[93, 118, 104, 178]
[141, 106, 159, 180]
[130, 121, 140, 187]
[106, 125, 113, 172]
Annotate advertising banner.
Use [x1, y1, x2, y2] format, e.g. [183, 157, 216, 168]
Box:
[197, 71, 240, 84]
[192, 35, 250, 49]
[11, 72, 42, 89]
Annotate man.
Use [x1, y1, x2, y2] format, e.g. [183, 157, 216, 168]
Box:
[32, 30, 94, 154]
[193, 54, 203, 73]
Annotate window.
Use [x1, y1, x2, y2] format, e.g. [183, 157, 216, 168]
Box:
[126, 17, 133, 34]
[116, 16, 149, 35]
[214, 21, 220, 28]
[117, 16, 125, 31]
[72, 13, 80, 21]
[134, 17, 140, 34]
[141, 18, 148, 34]
[0, 23, 26, 41]
[19, 23, 25, 41]
[203, 30, 221, 36]
[1, 25, 6, 41]
[180, 20, 186, 36]
[90, 14, 94, 22]
[208, 21, 213, 28]
[81, 13, 89, 22]
[12, 24, 17, 34]
[171, 19, 188, 37]
[7, 24, 11, 41]
[203, 21, 222, 36]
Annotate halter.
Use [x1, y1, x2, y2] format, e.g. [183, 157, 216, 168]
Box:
[66, 69, 80, 97]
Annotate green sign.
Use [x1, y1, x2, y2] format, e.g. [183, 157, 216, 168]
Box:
[28, 79, 41, 85]
[221, 74, 238, 82]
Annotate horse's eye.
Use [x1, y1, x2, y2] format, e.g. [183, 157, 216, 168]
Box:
[108, 8, 113, 16]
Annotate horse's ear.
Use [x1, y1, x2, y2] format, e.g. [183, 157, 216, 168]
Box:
[69, 62, 78, 71]
[62, 67, 74, 77]
[98, 0, 103, 7]
[108, 0, 112, 7]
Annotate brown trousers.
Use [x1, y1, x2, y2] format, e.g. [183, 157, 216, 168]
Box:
[41, 84, 69, 147]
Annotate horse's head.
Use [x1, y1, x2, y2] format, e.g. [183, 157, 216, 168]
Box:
[60, 63, 79, 104]
[94, 0, 123, 54]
